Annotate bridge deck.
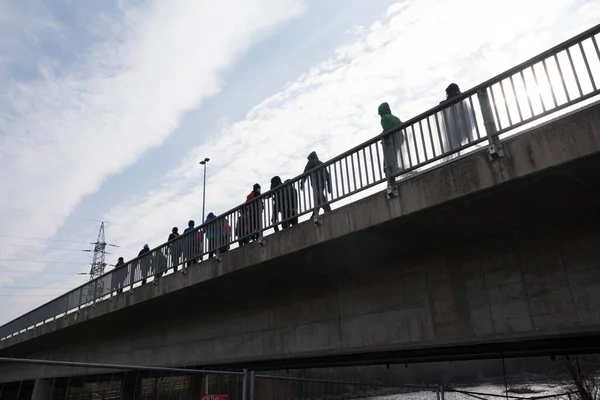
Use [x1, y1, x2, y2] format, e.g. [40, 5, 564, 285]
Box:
[1, 101, 600, 382]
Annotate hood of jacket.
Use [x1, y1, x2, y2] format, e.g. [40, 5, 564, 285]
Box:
[270, 176, 282, 189]
[307, 151, 319, 161]
[378, 102, 392, 117]
[446, 83, 461, 98]
[205, 212, 216, 222]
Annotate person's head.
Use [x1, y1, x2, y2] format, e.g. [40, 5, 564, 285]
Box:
[445, 83, 461, 99]
[270, 176, 282, 189]
[143, 244, 149, 249]
[118, 257, 124, 263]
[172, 227, 178, 234]
[188, 220, 195, 227]
[307, 151, 319, 161]
[378, 102, 392, 117]
[253, 183, 261, 194]
[206, 212, 215, 220]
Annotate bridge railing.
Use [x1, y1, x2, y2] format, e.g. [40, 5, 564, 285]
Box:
[1, 23, 599, 343]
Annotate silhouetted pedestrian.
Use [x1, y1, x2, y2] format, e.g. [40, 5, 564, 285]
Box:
[138, 244, 151, 284]
[204, 212, 217, 258]
[245, 184, 263, 241]
[439, 83, 475, 152]
[183, 220, 200, 266]
[111, 257, 126, 295]
[282, 179, 299, 228]
[168, 227, 182, 273]
[378, 102, 403, 183]
[301, 151, 332, 219]
[271, 176, 298, 231]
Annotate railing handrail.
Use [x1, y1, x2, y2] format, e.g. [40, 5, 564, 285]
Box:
[1, 22, 599, 339]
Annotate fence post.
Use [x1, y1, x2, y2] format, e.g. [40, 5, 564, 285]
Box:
[441, 384, 445, 400]
[436, 384, 440, 400]
[242, 369, 249, 400]
[249, 371, 255, 400]
[477, 88, 504, 160]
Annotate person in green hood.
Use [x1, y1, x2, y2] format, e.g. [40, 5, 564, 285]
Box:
[378, 102, 403, 183]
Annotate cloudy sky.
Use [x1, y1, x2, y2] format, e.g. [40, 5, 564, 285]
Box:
[0, 0, 599, 326]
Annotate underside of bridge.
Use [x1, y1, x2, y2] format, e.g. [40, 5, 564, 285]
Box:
[1, 103, 600, 382]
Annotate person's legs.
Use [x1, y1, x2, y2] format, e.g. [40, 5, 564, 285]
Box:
[382, 136, 400, 182]
[316, 189, 330, 214]
[322, 191, 331, 212]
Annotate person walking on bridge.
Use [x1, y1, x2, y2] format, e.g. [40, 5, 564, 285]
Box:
[271, 176, 298, 231]
[184, 220, 200, 266]
[204, 212, 217, 258]
[111, 257, 126, 295]
[378, 102, 403, 184]
[301, 151, 332, 219]
[138, 244, 151, 285]
[439, 83, 475, 153]
[168, 227, 182, 273]
[245, 184, 263, 242]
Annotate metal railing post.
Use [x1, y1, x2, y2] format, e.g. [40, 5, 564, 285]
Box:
[477, 88, 504, 160]
[249, 371, 255, 400]
[242, 369, 249, 400]
[436, 384, 440, 400]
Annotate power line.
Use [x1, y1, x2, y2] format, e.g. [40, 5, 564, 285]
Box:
[0, 286, 74, 289]
[0, 205, 104, 223]
[0, 234, 92, 245]
[0, 205, 167, 235]
[0, 259, 89, 265]
[0, 270, 88, 275]
[0, 294, 74, 297]
[0, 243, 87, 252]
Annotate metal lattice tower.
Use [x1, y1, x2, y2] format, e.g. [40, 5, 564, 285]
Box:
[89, 222, 108, 280]
[86, 222, 117, 300]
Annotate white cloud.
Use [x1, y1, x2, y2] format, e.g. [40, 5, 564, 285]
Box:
[0, 0, 305, 323]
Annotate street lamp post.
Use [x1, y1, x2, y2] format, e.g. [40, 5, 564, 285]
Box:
[199, 158, 210, 224]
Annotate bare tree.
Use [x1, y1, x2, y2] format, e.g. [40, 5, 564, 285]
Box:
[564, 355, 600, 400]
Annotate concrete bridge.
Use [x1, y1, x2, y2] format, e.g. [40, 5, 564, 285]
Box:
[1, 23, 600, 389]
[1, 100, 600, 384]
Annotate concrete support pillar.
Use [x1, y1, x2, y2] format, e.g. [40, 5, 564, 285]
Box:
[188, 374, 204, 400]
[31, 379, 53, 400]
[121, 372, 142, 400]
